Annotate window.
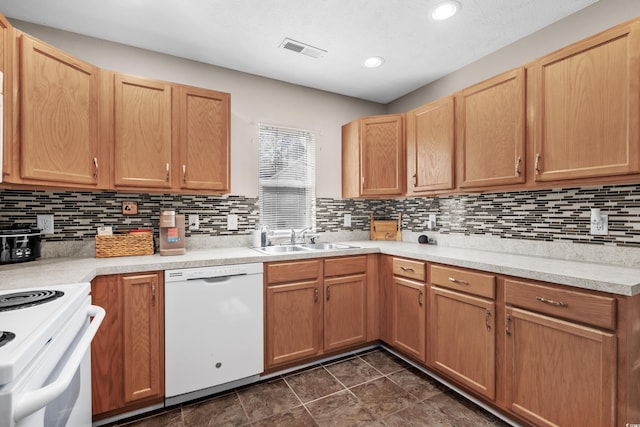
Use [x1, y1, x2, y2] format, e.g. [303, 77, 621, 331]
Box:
[259, 124, 316, 231]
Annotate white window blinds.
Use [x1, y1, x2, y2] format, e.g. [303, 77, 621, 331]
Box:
[259, 124, 316, 231]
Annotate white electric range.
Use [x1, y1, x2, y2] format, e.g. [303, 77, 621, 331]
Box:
[0, 283, 105, 427]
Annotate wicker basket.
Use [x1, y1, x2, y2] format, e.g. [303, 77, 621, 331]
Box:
[95, 232, 154, 258]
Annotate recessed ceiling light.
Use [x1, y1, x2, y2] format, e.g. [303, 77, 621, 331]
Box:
[431, 1, 461, 20]
[363, 56, 385, 68]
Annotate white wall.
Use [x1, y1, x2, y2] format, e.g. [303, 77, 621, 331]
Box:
[388, 0, 640, 113]
[10, 19, 385, 199]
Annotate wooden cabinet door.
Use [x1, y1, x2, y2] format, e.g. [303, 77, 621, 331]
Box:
[392, 276, 426, 362]
[457, 68, 525, 189]
[91, 275, 124, 415]
[428, 286, 495, 400]
[1, 14, 15, 183]
[530, 20, 640, 182]
[122, 273, 164, 404]
[177, 85, 230, 192]
[114, 74, 173, 189]
[19, 35, 101, 186]
[266, 280, 323, 368]
[324, 274, 367, 352]
[406, 96, 455, 194]
[505, 307, 616, 427]
[360, 114, 405, 196]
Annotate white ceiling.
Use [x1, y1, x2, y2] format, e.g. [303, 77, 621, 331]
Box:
[0, 0, 598, 104]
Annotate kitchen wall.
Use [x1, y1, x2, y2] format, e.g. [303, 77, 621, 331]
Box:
[388, 0, 640, 113]
[2, 184, 639, 266]
[9, 18, 384, 200]
[3, 3, 640, 267]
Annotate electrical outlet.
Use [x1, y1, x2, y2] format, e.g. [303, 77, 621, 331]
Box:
[344, 213, 352, 227]
[428, 214, 436, 230]
[37, 214, 54, 235]
[227, 214, 238, 231]
[590, 214, 608, 235]
[188, 214, 200, 231]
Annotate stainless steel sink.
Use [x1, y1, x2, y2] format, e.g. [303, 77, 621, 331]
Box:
[253, 245, 313, 254]
[298, 243, 358, 250]
[252, 242, 358, 254]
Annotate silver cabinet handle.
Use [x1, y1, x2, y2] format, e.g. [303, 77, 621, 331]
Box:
[534, 153, 541, 175]
[182, 164, 187, 183]
[165, 163, 170, 181]
[448, 276, 468, 285]
[93, 157, 99, 179]
[418, 290, 423, 306]
[151, 282, 156, 305]
[326, 286, 330, 301]
[515, 156, 521, 176]
[536, 296, 568, 307]
[506, 314, 512, 336]
[400, 266, 414, 272]
[412, 173, 417, 187]
[485, 309, 491, 331]
[314, 287, 318, 303]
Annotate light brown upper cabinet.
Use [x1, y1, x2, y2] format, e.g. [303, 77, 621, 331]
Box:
[14, 34, 104, 188]
[112, 73, 173, 190]
[177, 85, 230, 192]
[0, 14, 15, 183]
[457, 67, 526, 189]
[406, 96, 455, 194]
[110, 73, 231, 194]
[529, 19, 640, 183]
[342, 114, 405, 198]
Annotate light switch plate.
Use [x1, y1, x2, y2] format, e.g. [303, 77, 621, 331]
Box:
[227, 214, 238, 231]
[590, 214, 608, 235]
[188, 214, 200, 231]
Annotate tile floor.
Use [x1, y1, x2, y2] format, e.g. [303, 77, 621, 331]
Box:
[118, 349, 512, 426]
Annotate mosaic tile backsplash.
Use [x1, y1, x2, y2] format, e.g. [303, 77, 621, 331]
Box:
[0, 184, 639, 248]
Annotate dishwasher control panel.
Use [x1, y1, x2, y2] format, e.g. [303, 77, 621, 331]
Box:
[165, 262, 263, 281]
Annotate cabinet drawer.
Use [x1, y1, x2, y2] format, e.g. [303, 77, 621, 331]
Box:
[324, 256, 367, 277]
[392, 258, 426, 282]
[505, 279, 616, 330]
[430, 264, 495, 299]
[266, 260, 322, 285]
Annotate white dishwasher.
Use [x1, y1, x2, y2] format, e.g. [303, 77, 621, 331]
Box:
[164, 262, 263, 405]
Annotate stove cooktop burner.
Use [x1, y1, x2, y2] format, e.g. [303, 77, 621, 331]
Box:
[0, 331, 16, 348]
[0, 290, 64, 312]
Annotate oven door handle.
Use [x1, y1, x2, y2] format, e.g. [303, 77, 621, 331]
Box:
[13, 304, 106, 422]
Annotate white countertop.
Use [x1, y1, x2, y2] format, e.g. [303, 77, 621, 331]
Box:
[1, 241, 639, 296]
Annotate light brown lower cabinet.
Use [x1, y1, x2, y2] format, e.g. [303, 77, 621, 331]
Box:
[428, 264, 497, 400]
[390, 257, 427, 363]
[504, 278, 618, 427]
[91, 272, 165, 420]
[265, 256, 369, 370]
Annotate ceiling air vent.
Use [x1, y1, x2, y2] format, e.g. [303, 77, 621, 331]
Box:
[279, 38, 327, 59]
